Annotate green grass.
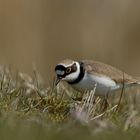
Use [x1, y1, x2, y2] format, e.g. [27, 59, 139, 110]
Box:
[0, 66, 140, 140]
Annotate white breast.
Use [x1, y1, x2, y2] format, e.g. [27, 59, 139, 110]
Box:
[71, 72, 121, 96]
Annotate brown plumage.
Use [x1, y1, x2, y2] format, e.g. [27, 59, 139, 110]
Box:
[82, 60, 140, 85]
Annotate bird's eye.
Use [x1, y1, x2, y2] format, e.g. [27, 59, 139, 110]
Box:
[66, 68, 71, 73]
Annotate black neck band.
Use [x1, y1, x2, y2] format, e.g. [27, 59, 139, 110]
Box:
[68, 62, 85, 85]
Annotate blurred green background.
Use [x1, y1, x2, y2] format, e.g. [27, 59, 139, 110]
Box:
[0, 0, 140, 84]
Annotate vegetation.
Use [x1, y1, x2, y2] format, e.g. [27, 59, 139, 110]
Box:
[0, 66, 140, 140]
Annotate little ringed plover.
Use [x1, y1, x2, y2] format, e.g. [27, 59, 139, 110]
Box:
[54, 59, 140, 97]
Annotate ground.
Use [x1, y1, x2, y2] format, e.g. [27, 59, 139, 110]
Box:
[0, 66, 140, 140]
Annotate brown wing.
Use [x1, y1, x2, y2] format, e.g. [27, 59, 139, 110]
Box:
[82, 60, 139, 84]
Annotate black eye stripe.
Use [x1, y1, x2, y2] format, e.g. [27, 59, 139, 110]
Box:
[71, 63, 77, 71]
[55, 65, 66, 71]
[55, 63, 77, 78]
[55, 65, 66, 78]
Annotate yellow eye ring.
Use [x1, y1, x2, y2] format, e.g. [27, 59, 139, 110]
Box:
[66, 68, 71, 73]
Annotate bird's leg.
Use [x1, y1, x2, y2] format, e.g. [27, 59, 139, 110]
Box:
[100, 89, 110, 112]
[100, 98, 109, 112]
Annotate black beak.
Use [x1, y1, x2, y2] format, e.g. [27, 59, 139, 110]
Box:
[54, 76, 61, 86]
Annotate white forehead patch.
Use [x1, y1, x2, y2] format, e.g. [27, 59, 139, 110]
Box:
[59, 61, 75, 67]
[56, 70, 65, 75]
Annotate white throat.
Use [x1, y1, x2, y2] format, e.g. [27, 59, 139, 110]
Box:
[64, 62, 80, 82]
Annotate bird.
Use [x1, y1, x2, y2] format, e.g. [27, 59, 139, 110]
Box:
[54, 59, 140, 97]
